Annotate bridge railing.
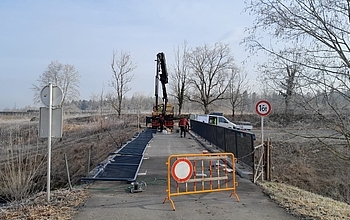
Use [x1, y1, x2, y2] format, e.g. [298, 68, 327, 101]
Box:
[190, 120, 255, 168]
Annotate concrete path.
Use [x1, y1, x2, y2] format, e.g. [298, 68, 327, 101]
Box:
[74, 131, 298, 220]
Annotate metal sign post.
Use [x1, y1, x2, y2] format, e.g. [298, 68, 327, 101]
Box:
[39, 83, 63, 202]
[47, 83, 52, 202]
[256, 100, 272, 145]
[254, 100, 272, 182]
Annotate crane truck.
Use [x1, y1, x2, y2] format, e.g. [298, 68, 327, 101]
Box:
[146, 52, 174, 131]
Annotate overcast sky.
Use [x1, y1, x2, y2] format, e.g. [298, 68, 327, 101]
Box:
[0, 0, 258, 110]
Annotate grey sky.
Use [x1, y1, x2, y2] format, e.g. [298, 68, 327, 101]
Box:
[0, 0, 256, 110]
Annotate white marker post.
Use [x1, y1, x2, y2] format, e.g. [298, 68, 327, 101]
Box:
[255, 100, 272, 182]
[47, 83, 53, 202]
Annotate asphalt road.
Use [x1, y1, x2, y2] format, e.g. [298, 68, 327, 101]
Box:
[74, 130, 298, 220]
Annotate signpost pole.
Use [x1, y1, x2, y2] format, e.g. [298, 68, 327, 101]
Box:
[260, 115, 264, 181]
[47, 83, 52, 202]
[39, 83, 63, 202]
[254, 100, 272, 183]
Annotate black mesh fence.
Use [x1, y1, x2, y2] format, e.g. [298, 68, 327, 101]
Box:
[190, 120, 255, 168]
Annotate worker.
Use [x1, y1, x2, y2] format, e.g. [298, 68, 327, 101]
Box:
[179, 117, 189, 138]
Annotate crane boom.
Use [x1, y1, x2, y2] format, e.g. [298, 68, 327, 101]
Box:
[156, 52, 168, 116]
[147, 52, 174, 130]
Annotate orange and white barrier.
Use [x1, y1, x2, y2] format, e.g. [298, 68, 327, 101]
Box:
[163, 152, 240, 211]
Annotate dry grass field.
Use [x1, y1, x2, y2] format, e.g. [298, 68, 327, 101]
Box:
[256, 126, 350, 205]
[0, 113, 139, 202]
[252, 121, 350, 219]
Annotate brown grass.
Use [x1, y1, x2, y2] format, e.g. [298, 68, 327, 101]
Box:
[0, 123, 45, 202]
[270, 140, 350, 204]
[0, 188, 88, 220]
[259, 181, 350, 220]
[0, 144, 45, 202]
[0, 114, 139, 202]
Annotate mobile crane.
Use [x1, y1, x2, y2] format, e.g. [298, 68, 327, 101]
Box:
[146, 52, 174, 130]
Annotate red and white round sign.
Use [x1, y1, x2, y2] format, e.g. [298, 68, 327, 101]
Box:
[171, 158, 193, 183]
[255, 100, 272, 117]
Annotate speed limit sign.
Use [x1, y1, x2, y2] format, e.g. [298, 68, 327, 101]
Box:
[255, 100, 271, 117]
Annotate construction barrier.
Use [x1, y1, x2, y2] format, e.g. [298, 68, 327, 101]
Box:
[163, 152, 240, 211]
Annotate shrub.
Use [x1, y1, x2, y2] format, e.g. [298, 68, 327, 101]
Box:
[0, 126, 45, 202]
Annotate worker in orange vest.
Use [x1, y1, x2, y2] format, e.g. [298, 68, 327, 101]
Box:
[179, 117, 189, 138]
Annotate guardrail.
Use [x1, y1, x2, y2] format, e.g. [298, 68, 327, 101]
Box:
[163, 152, 239, 211]
[190, 120, 255, 168]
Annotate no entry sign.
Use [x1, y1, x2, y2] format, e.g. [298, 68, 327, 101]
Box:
[255, 100, 272, 117]
[171, 158, 193, 183]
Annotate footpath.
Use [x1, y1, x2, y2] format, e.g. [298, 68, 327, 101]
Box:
[73, 130, 298, 220]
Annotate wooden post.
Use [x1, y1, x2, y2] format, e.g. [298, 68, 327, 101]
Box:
[64, 153, 72, 190]
[266, 140, 270, 181]
[87, 148, 91, 174]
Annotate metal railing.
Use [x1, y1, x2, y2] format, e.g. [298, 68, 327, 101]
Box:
[190, 120, 255, 168]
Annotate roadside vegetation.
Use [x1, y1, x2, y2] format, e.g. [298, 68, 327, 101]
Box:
[259, 181, 350, 220]
[0, 128, 44, 202]
[245, 113, 349, 208]
[0, 114, 139, 204]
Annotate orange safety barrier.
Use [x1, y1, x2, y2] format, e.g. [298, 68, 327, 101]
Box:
[163, 152, 240, 211]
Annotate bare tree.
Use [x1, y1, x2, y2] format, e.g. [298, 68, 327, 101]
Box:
[258, 49, 304, 122]
[169, 41, 189, 116]
[239, 90, 250, 116]
[32, 61, 80, 106]
[244, 0, 350, 160]
[109, 50, 136, 116]
[129, 92, 144, 113]
[187, 43, 235, 114]
[226, 68, 249, 118]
